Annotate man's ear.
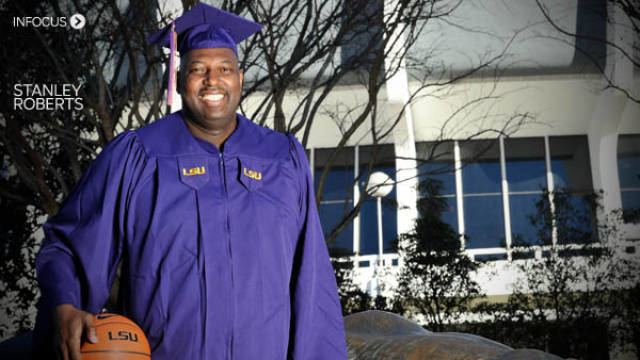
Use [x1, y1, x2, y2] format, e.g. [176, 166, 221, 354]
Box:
[239, 70, 244, 88]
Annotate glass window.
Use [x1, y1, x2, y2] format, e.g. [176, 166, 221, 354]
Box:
[416, 141, 457, 195]
[463, 195, 505, 249]
[549, 136, 596, 244]
[461, 140, 502, 194]
[314, 147, 355, 254]
[505, 138, 547, 246]
[314, 167, 353, 202]
[617, 134, 640, 223]
[441, 197, 459, 233]
[549, 136, 593, 192]
[509, 194, 546, 246]
[415, 141, 458, 230]
[314, 148, 354, 201]
[460, 140, 504, 248]
[360, 200, 397, 254]
[318, 202, 354, 255]
[359, 145, 397, 255]
[555, 193, 598, 245]
[505, 138, 547, 192]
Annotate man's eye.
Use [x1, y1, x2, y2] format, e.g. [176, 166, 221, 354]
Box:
[190, 67, 205, 74]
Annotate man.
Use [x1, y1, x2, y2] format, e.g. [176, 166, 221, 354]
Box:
[34, 4, 347, 360]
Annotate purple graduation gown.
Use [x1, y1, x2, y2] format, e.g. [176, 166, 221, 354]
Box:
[34, 112, 347, 359]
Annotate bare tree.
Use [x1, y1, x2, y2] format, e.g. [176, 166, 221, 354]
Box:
[535, 0, 639, 103]
[229, 0, 531, 245]
[2, 0, 167, 214]
[0, 0, 531, 337]
[0, 0, 169, 337]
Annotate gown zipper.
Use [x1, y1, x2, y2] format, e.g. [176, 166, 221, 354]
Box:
[219, 152, 235, 359]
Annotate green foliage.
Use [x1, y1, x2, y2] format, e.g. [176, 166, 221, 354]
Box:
[454, 314, 612, 360]
[330, 248, 393, 315]
[393, 180, 482, 331]
[1, 0, 166, 340]
[388, 184, 639, 358]
[471, 190, 640, 359]
[331, 251, 368, 315]
[0, 205, 41, 338]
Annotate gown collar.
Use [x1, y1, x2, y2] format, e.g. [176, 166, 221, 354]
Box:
[176, 111, 251, 156]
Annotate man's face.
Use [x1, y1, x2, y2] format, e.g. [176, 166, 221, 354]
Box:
[179, 48, 244, 130]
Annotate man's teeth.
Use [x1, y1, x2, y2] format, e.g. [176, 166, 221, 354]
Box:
[202, 94, 224, 101]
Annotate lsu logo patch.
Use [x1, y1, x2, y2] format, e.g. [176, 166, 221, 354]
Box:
[178, 157, 209, 190]
[182, 166, 206, 177]
[243, 167, 262, 181]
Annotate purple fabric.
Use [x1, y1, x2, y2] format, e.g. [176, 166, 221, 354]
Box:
[147, 3, 262, 55]
[179, 23, 239, 54]
[34, 113, 347, 359]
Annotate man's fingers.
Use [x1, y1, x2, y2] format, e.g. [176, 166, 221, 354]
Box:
[53, 305, 94, 360]
[67, 336, 82, 360]
[57, 343, 69, 360]
[67, 322, 84, 360]
[84, 313, 98, 343]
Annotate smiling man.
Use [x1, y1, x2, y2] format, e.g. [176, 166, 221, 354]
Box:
[180, 47, 244, 147]
[34, 4, 347, 360]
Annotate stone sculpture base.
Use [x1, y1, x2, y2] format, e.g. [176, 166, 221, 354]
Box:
[345, 310, 565, 360]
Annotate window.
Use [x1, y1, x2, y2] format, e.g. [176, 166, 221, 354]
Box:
[416, 135, 595, 260]
[312, 144, 397, 257]
[415, 141, 458, 230]
[315, 135, 596, 261]
[460, 140, 505, 249]
[618, 134, 640, 223]
[314, 147, 354, 256]
[505, 138, 547, 247]
[549, 137, 593, 192]
[358, 145, 397, 255]
[549, 136, 596, 244]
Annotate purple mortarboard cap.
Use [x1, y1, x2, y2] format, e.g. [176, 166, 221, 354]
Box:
[148, 3, 262, 55]
[148, 3, 262, 108]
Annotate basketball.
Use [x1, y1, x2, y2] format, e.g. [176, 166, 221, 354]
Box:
[80, 313, 151, 359]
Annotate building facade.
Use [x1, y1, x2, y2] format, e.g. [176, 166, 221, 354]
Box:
[292, 0, 640, 297]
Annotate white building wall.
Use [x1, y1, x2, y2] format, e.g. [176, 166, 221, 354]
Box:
[239, 0, 640, 298]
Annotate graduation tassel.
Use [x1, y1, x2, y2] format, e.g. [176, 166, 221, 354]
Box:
[167, 21, 177, 111]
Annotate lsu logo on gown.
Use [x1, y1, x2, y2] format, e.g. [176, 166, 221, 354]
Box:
[182, 166, 206, 176]
[243, 167, 262, 181]
[178, 157, 209, 190]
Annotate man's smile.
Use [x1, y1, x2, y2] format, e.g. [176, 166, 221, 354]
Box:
[201, 94, 224, 101]
[199, 90, 227, 105]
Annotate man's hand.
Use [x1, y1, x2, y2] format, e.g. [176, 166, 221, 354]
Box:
[53, 304, 98, 360]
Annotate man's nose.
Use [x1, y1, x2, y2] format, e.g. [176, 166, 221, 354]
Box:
[204, 71, 222, 85]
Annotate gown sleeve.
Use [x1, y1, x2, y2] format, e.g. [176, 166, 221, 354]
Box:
[287, 135, 348, 360]
[33, 131, 150, 349]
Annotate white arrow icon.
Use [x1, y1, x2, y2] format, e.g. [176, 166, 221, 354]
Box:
[70, 14, 85, 30]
